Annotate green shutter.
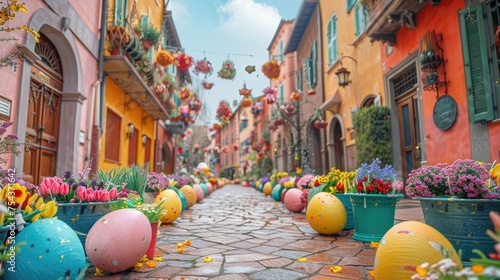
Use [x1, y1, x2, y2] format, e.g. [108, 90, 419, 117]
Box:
[280, 40, 284, 62]
[355, 5, 367, 36]
[305, 58, 311, 89]
[280, 84, 284, 104]
[311, 41, 317, 88]
[327, 16, 333, 66]
[297, 66, 302, 91]
[459, 4, 494, 123]
[346, 0, 356, 12]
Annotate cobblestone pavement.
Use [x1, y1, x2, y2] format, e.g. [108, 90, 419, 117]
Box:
[84, 184, 424, 280]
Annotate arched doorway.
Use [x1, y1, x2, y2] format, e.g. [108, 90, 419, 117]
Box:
[162, 141, 174, 174]
[23, 34, 62, 185]
[328, 116, 345, 171]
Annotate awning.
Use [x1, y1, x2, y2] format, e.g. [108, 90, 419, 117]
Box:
[103, 56, 169, 121]
[320, 90, 342, 114]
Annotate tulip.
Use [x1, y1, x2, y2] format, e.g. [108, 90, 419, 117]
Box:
[40, 200, 58, 218]
[86, 190, 95, 202]
[60, 182, 70, 196]
[109, 187, 118, 200]
[76, 186, 87, 201]
[38, 183, 49, 196]
[100, 191, 110, 202]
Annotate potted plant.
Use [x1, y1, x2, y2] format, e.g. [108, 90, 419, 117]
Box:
[140, 23, 160, 51]
[345, 158, 404, 242]
[406, 159, 500, 261]
[134, 202, 166, 259]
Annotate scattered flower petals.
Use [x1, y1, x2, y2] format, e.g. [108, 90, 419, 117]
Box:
[370, 242, 379, 248]
[134, 262, 143, 268]
[153, 256, 163, 261]
[184, 240, 191, 246]
[298, 258, 307, 262]
[204, 256, 213, 263]
[177, 243, 185, 253]
[146, 260, 157, 268]
[94, 268, 105, 276]
[368, 270, 375, 277]
[330, 266, 343, 273]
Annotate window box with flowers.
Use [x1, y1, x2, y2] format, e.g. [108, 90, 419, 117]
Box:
[406, 159, 500, 262]
[345, 158, 404, 242]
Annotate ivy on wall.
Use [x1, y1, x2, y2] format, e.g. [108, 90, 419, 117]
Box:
[353, 106, 392, 166]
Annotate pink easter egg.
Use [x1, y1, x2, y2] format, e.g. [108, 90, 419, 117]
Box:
[284, 188, 305, 213]
[193, 184, 205, 202]
[85, 209, 151, 273]
[205, 182, 213, 193]
[281, 189, 288, 201]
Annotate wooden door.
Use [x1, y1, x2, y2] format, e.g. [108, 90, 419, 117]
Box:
[23, 69, 62, 185]
[397, 91, 421, 183]
[333, 121, 345, 170]
[128, 127, 139, 166]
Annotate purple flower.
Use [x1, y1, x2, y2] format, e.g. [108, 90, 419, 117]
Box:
[5, 134, 18, 140]
[1, 122, 13, 128]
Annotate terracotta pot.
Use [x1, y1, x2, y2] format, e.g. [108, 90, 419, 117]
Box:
[142, 40, 153, 51]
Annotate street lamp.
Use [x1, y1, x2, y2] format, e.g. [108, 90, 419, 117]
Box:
[335, 55, 358, 88]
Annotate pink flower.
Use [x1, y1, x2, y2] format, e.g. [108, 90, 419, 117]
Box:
[60, 182, 70, 196]
[76, 186, 87, 201]
[38, 183, 49, 196]
[100, 191, 110, 202]
[39, 177, 61, 196]
[86, 188, 95, 202]
[109, 188, 118, 200]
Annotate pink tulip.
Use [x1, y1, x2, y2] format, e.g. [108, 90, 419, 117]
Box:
[76, 186, 87, 201]
[109, 188, 118, 200]
[100, 191, 110, 202]
[87, 191, 95, 202]
[38, 184, 49, 196]
[60, 182, 70, 196]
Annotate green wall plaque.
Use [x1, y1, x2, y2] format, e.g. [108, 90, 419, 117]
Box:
[433, 95, 457, 130]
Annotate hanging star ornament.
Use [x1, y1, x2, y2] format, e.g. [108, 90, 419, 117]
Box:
[245, 65, 256, 74]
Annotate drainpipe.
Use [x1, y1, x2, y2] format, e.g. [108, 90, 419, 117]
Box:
[315, 0, 328, 175]
[90, 0, 108, 173]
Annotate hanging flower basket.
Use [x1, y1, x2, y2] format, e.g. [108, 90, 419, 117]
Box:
[313, 120, 327, 130]
[233, 144, 239, 151]
[213, 123, 222, 130]
[173, 51, 194, 71]
[281, 103, 296, 116]
[192, 57, 213, 76]
[252, 101, 263, 115]
[307, 89, 316, 95]
[217, 59, 236, 80]
[202, 81, 214, 90]
[156, 50, 174, 67]
[189, 95, 202, 113]
[239, 83, 252, 97]
[263, 87, 278, 104]
[240, 97, 253, 108]
[290, 91, 303, 102]
[261, 60, 280, 80]
[203, 147, 210, 153]
[178, 86, 192, 101]
[216, 100, 233, 126]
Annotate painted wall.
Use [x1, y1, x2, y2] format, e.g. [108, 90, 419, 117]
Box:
[319, 0, 384, 168]
[379, 0, 483, 164]
[99, 77, 156, 171]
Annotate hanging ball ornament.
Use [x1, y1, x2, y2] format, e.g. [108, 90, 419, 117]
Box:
[245, 65, 256, 74]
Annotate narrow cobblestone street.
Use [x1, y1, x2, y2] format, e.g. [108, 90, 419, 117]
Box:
[85, 184, 423, 280]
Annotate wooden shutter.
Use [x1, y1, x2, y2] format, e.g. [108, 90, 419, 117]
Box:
[459, 4, 494, 123]
[280, 84, 284, 104]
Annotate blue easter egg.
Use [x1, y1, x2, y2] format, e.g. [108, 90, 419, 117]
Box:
[4, 218, 86, 280]
[199, 183, 208, 196]
[271, 184, 284, 201]
[170, 187, 188, 211]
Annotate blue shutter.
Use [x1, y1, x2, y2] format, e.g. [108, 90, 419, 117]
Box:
[311, 41, 317, 88]
[297, 66, 302, 91]
[459, 4, 495, 123]
[355, 5, 367, 36]
[280, 84, 284, 104]
[279, 40, 284, 63]
[346, 0, 356, 12]
[327, 14, 338, 66]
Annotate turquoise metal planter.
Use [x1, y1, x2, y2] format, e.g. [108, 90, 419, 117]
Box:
[347, 193, 403, 242]
[307, 187, 355, 230]
[418, 197, 499, 262]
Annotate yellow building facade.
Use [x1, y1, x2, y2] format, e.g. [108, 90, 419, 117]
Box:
[319, 0, 384, 171]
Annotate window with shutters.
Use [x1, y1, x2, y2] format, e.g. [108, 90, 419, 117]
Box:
[297, 66, 303, 91]
[327, 14, 338, 66]
[346, 0, 356, 12]
[307, 41, 317, 89]
[459, 2, 499, 122]
[354, 4, 367, 37]
[114, 0, 129, 26]
[279, 40, 284, 63]
[280, 84, 284, 104]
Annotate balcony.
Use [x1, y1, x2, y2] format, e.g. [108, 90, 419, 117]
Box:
[364, 0, 440, 46]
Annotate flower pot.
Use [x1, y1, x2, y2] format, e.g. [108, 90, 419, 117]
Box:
[418, 197, 499, 262]
[142, 39, 153, 51]
[346, 193, 403, 242]
[146, 221, 159, 259]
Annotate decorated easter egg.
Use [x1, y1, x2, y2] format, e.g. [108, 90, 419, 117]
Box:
[283, 188, 305, 213]
[180, 185, 197, 208]
[255, 180, 261, 190]
[307, 186, 326, 204]
[281, 189, 288, 201]
[199, 183, 208, 196]
[193, 184, 205, 202]
[271, 184, 284, 201]
[205, 182, 214, 193]
[170, 187, 188, 211]
[85, 209, 151, 273]
[3, 218, 86, 280]
[306, 193, 347, 235]
[374, 221, 463, 279]
[154, 189, 183, 223]
[263, 182, 273, 196]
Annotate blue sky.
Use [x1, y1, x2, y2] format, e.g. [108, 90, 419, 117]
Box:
[168, 0, 302, 125]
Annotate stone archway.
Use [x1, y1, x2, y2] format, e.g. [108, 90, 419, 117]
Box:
[14, 8, 85, 179]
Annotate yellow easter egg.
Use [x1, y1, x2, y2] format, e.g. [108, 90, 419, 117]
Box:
[180, 185, 197, 208]
[154, 189, 182, 224]
[255, 180, 261, 190]
[374, 221, 463, 279]
[306, 192, 346, 235]
[262, 182, 273, 196]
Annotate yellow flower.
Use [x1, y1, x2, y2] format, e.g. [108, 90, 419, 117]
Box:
[330, 266, 342, 273]
[297, 258, 307, 262]
[177, 243, 185, 253]
[183, 240, 191, 246]
[153, 256, 163, 261]
[296, 167, 302, 174]
[145, 260, 157, 268]
[204, 256, 213, 263]
[415, 266, 428, 276]
[370, 241, 379, 248]
[471, 264, 485, 274]
[2, 183, 28, 209]
[94, 267, 105, 276]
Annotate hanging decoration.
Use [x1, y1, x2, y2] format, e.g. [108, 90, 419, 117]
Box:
[217, 59, 237, 80]
[280, 103, 296, 117]
[263, 87, 278, 104]
[240, 97, 253, 108]
[239, 83, 252, 97]
[203, 147, 210, 153]
[202, 81, 214, 90]
[213, 123, 222, 130]
[156, 50, 174, 67]
[290, 91, 303, 102]
[215, 100, 233, 126]
[192, 57, 213, 76]
[173, 51, 194, 71]
[307, 88, 317, 95]
[178, 86, 192, 101]
[179, 104, 191, 119]
[245, 65, 256, 74]
[310, 109, 327, 130]
[261, 60, 280, 80]
[189, 95, 202, 113]
[251, 101, 262, 115]
[233, 144, 239, 151]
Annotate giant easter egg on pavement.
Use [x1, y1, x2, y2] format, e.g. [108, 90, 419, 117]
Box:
[205, 182, 214, 194]
[85, 209, 151, 273]
[283, 188, 305, 213]
[271, 184, 284, 201]
[262, 182, 273, 196]
[3, 218, 86, 280]
[180, 185, 197, 208]
[374, 221, 463, 279]
[154, 189, 183, 223]
[193, 184, 205, 202]
[306, 193, 347, 235]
